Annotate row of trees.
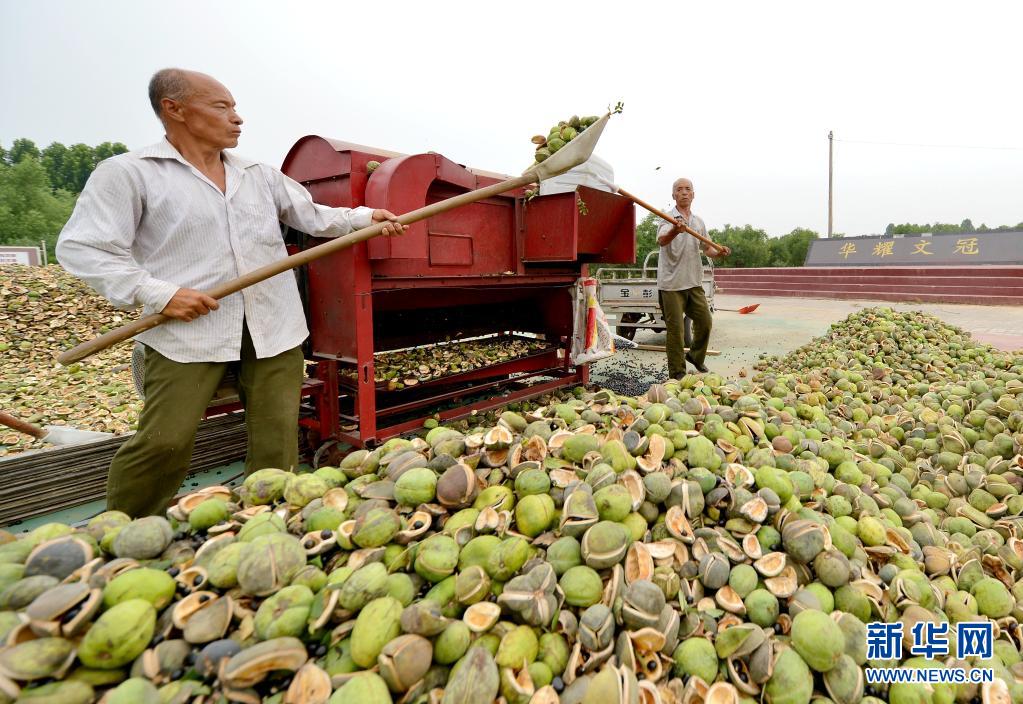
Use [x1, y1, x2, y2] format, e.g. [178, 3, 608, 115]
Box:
[0, 139, 128, 259]
[884, 219, 1023, 235]
[1, 138, 128, 194]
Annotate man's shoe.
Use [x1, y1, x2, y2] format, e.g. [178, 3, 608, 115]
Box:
[686, 354, 709, 373]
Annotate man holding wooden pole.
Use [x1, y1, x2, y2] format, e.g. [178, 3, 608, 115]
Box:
[656, 177, 730, 378]
[56, 68, 406, 517]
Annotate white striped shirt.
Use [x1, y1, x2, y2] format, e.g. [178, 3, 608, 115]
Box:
[56, 138, 373, 363]
[656, 208, 707, 291]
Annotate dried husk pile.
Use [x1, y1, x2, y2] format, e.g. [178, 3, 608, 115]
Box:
[342, 337, 550, 391]
[0, 308, 1020, 703]
[0, 265, 141, 456]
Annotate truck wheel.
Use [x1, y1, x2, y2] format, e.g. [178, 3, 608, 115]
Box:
[617, 313, 641, 341]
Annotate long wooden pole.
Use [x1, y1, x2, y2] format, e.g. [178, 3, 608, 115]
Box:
[612, 186, 725, 256]
[57, 173, 535, 365]
[0, 411, 47, 440]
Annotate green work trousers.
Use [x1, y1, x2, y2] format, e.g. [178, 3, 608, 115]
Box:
[658, 286, 712, 379]
[106, 324, 305, 517]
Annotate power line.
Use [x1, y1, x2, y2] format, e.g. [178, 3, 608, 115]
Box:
[834, 138, 1023, 152]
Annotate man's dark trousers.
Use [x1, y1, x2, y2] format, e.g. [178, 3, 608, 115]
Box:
[658, 286, 712, 379]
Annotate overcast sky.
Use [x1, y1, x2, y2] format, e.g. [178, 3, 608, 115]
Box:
[2, 0, 1021, 237]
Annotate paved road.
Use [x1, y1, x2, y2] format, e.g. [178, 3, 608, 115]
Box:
[591, 294, 1023, 387]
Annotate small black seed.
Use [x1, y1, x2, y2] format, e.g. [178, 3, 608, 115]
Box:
[61, 606, 81, 623]
[315, 645, 327, 657]
[320, 530, 332, 539]
[304, 541, 315, 549]
[552, 676, 564, 692]
[193, 575, 203, 586]
[168, 567, 180, 577]
[199, 594, 211, 603]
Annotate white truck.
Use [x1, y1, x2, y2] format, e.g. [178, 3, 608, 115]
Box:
[595, 250, 716, 343]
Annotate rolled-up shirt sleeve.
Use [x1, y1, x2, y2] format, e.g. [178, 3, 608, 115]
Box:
[56, 161, 179, 312]
[264, 166, 374, 238]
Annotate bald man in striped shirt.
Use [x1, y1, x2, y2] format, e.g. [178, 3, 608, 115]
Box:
[57, 68, 406, 517]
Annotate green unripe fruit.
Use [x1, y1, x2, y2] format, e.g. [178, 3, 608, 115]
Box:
[78, 599, 156, 669]
[673, 637, 718, 683]
[188, 499, 230, 531]
[791, 609, 845, 672]
[393, 468, 437, 506]
[559, 565, 603, 607]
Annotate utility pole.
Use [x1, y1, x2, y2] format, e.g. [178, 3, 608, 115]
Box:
[827, 131, 834, 238]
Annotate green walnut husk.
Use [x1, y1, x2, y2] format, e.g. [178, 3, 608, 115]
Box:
[102, 567, 176, 610]
[791, 609, 845, 672]
[78, 599, 156, 669]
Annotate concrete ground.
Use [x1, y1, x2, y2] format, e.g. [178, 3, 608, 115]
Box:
[591, 294, 1023, 390]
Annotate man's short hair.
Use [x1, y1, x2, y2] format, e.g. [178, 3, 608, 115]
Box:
[148, 69, 193, 117]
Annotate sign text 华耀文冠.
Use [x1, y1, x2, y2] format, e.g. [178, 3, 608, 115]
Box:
[804, 231, 1023, 266]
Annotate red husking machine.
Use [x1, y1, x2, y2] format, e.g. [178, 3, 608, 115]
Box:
[278, 137, 635, 450]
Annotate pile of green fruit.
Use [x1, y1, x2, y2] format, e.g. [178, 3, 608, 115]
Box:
[531, 116, 601, 164]
[0, 308, 1020, 703]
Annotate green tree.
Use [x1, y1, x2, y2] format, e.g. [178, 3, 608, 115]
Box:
[0, 157, 76, 260]
[709, 224, 772, 268]
[7, 138, 40, 164]
[94, 141, 129, 163]
[960, 218, 974, 232]
[634, 213, 659, 268]
[769, 227, 819, 267]
[0, 144, 7, 164]
[37, 141, 129, 193]
[40, 142, 70, 191]
[65, 143, 101, 193]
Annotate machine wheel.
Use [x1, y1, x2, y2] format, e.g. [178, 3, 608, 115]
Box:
[617, 313, 642, 341]
[312, 438, 346, 469]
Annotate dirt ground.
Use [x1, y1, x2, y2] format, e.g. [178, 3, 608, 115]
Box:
[590, 294, 1023, 389]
